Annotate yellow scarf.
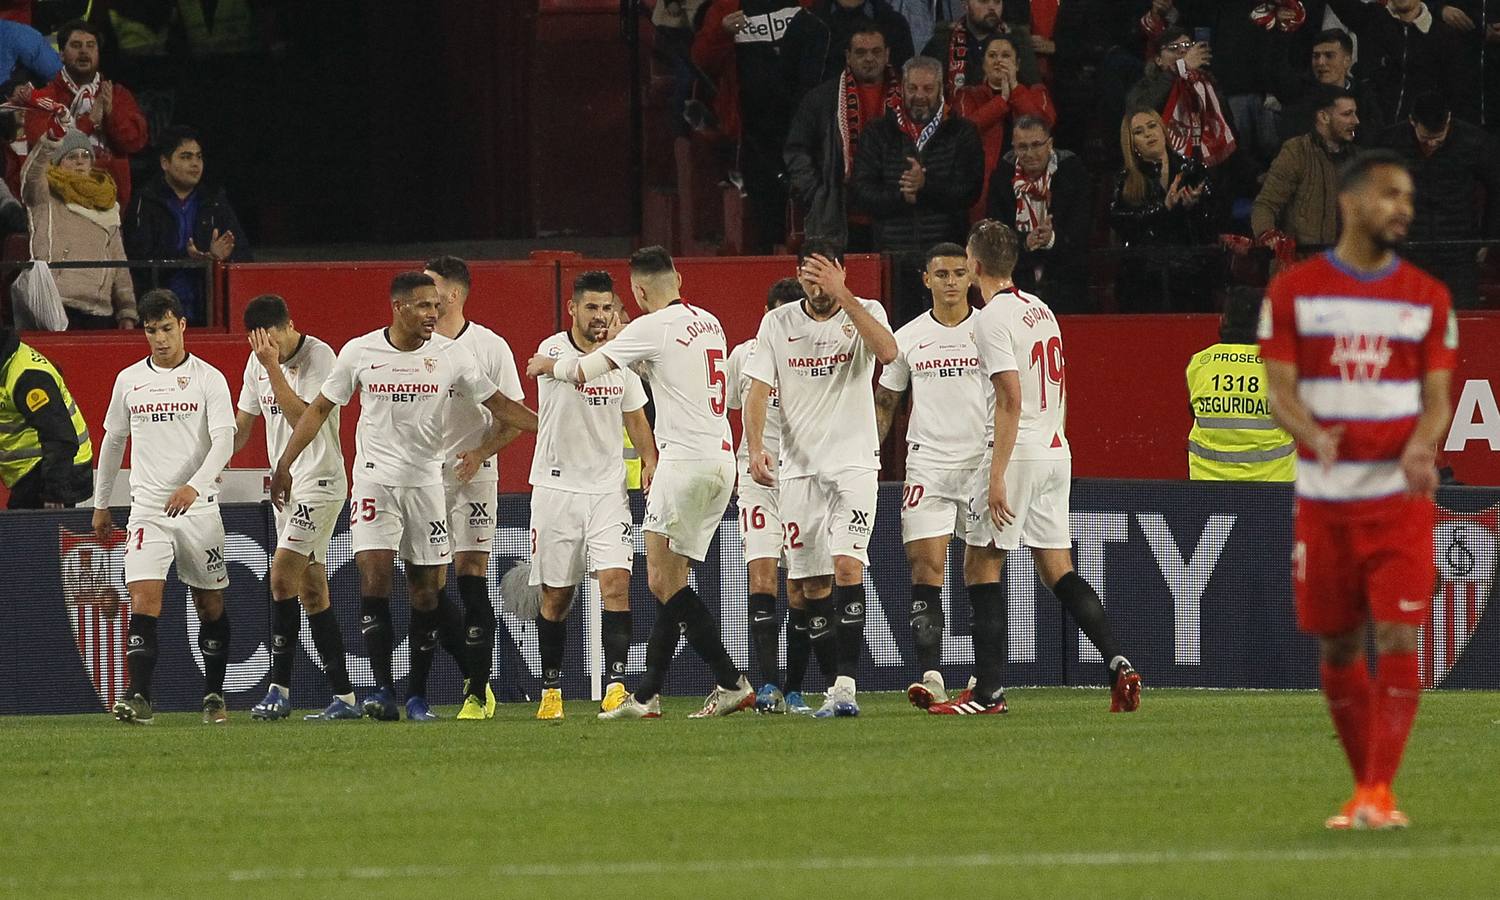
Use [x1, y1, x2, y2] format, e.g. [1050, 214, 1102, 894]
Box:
[46, 166, 119, 211]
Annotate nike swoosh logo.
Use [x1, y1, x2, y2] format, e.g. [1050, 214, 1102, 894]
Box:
[917, 341, 935, 349]
[286, 537, 303, 542]
[132, 383, 150, 391]
[476, 537, 491, 544]
[788, 335, 806, 343]
[258, 374, 268, 381]
[838, 619, 861, 625]
[1397, 599, 1424, 613]
[852, 544, 866, 551]
[440, 550, 451, 557]
[370, 363, 388, 370]
[750, 615, 774, 623]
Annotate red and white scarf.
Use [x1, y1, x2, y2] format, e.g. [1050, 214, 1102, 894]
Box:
[1250, 1, 1307, 31]
[837, 65, 902, 180]
[1163, 62, 1237, 167]
[944, 22, 972, 94]
[1011, 152, 1057, 233]
[61, 71, 100, 122]
[891, 97, 946, 153]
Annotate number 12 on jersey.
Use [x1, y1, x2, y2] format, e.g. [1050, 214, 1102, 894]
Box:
[1029, 336, 1064, 410]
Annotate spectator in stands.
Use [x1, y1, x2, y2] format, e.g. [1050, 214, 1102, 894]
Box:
[1438, 0, 1500, 133]
[923, 0, 1040, 94]
[693, 0, 805, 251]
[1125, 26, 1237, 169]
[850, 54, 984, 324]
[0, 326, 94, 508]
[1323, 0, 1471, 122]
[784, 0, 915, 94]
[1276, 28, 1385, 145]
[1109, 108, 1215, 311]
[1184, 287, 1294, 482]
[1251, 86, 1358, 252]
[785, 23, 900, 250]
[20, 128, 136, 329]
[1378, 91, 1500, 308]
[123, 126, 250, 326]
[954, 32, 1054, 221]
[1135, 1, 1309, 166]
[19, 20, 148, 204]
[886, 0, 961, 51]
[985, 114, 1090, 311]
[0, 18, 60, 97]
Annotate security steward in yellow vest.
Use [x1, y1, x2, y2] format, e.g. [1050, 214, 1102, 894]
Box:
[1186, 290, 1294, 481]
[0, 328, 94, 507]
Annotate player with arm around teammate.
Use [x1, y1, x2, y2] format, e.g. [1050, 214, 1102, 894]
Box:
[93, 289, 237, 725]
[873, 243, 989, 709]
[270, 272, 537, 722]
[528, 246, 755, 719]
[233, 295, 360, 721]
[929, 221, 1141, 716]
[743, 238, 899, 718]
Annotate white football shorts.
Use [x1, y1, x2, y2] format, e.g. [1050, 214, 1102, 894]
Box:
[349, 479, 451, 566]
[528, 486, 635, 588]
[274, 491, 345, 563]
[899, 464, 972, 544]
[735, 473, 784, 564]
[642, 457, 734, 562]
[123, 505, 229, 590]
[964, 457, 1072, 551]
[445, 477, 499, 554]
[779, 468, 877, 579]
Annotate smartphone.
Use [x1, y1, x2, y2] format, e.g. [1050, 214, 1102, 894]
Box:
[1194, 26, 1211, 45]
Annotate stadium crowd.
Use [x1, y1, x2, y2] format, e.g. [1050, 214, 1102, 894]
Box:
[662, 0, 1500, 320]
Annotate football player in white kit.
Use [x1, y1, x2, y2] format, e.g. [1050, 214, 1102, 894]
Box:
[426, 256, 526, 721]
[234, 295, 360, 721]
[874, 243, 989, 709]
[271, 272, 538, 722]
[929, 221, 1141, 715]
[528, 246, 754, 719]
[744, 240, 898, 718]
[726, 278, 835, 715]
[528, 271, 657, 720]
[93, 290, 237, 725]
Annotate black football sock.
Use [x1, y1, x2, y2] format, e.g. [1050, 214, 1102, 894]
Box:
[834, 584, 866, 679]
[634, 601, 685, 703]
[784, 607, 811, 693]
[458, 575, 494, 700]
[910, 584, 944, 673]
[748, 592, 780, 688]
[806, 596, 839, 683]
[407, 606, 440, 699]
[602, 609, 631, 685]
[361, 597, 395, 691]
[537, 614, 566, 690]
[1051, 571, 1125, 670]
[198, 611, 231, 697]
[434, 590, 469, 679]
[270, 598, 300, 688]
[125, 612, 158, 700]
[969, 582, 1006, 703]
[669, 586, 741, 689]
[306, 607, 353, 695]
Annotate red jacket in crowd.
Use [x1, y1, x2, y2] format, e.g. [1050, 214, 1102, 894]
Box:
[955, 80, 1056, 221]
[22, 74, 149, 203]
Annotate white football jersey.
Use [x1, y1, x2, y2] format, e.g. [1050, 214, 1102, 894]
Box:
[744, 298, 888, 479]
[879, 309, 987, 469]
[238, 335, 346, 499]
[320, 329, 498, 487]
[103, 354, 235, 509]
[725, 337, 782, 479]
[598, 300, 732, 461]
[442, 321, 525, 485]
[974, 287, 1070, 461]
[532, 331, 648, 494]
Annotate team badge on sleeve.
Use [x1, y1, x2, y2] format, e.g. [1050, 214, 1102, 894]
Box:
[24, 388, 48, 412]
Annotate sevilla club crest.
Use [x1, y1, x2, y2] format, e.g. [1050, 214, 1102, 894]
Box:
[59, 527, 131, 709]
[1423, 505, 1498, 688]
[177, 376, 191, 390]
[424, 357, 437, 373]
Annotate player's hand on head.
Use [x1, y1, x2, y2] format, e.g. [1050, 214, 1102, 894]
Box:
[164, 485, 198, 517]
[249, 328, 279, 367]
[92, 508, 117, 543]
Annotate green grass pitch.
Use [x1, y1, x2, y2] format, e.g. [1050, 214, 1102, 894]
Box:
[3, 689, 1498, 898]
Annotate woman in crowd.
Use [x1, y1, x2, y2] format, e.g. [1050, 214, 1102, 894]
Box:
[955, 33, 1055, 222]
[21, 127, 135, 329]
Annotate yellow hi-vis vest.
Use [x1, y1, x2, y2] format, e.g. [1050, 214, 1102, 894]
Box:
[624, 428, 642, 490]
[1186, 342, 1294, 482]
[0, 342, 93, 487]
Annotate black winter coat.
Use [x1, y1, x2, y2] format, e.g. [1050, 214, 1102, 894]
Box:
[849, 113, 984, 254]
[1324, 0, 1472, 121]
[1377, 119, 1500, 243]
[784, 76, 850, 245]
[122, 177, 251, 294]
[986, 150, 1092, 312]
[783, 0, 914, 95]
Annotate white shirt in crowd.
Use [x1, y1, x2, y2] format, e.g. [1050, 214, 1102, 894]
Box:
[320, 329, 498, 487]
[745, 297, 889, 479]
[532, 331, 648, 494]
[238, 334, 346, 499]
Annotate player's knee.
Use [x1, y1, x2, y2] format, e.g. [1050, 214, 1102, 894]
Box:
[1318, 631, 1363, 666]
[192, 590, 225, 622]
[833, 556, 863, 585]
[646, 569, 684, 602]
[298, 589, 330, 615]
[540, 589, 573, 621]
[1374, 621, 1419, 655]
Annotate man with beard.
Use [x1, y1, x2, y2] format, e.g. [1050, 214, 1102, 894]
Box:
[923, 0, 1039, 94]
[1277, 29, 1385, 145]
[743, 239, 898, 717]
[1261, 151, 1457, 829]
[783, 0, 915, 93]
[1253, 86, 1361, 251]
[850, 55, 984, 324]
[785, 24, 900, 250]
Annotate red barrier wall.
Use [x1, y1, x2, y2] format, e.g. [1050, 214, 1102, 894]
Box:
[19, 262, 1500, 507]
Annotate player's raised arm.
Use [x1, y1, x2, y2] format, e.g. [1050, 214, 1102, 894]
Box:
[802, 253, 898, 364]
[270, 393, 336, 508]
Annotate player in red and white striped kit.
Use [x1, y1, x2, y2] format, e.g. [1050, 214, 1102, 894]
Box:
[1261, 151, 1457, 830]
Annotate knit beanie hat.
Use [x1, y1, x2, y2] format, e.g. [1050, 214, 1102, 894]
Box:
[56, 128, 93, 160]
